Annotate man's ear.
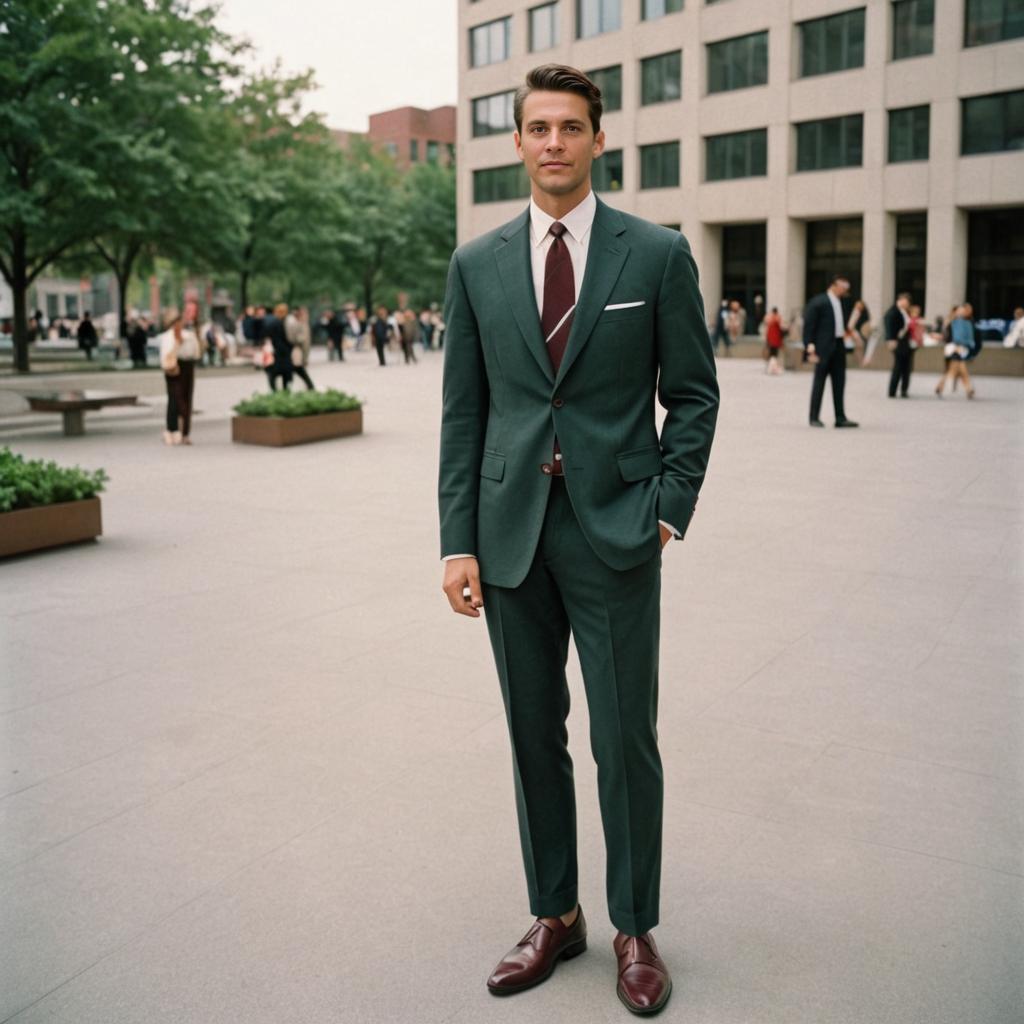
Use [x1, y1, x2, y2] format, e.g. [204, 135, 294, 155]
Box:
[513, 131, 523, 160]
[592, 129, 606, 159]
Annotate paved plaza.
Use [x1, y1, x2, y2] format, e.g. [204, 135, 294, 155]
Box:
[1, 348, 1021, 1024]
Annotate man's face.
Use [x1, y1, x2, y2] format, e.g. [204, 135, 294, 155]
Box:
[832, 279, 851, 297]
[897, 295, 910, 311]
[514, 90, 604, 198]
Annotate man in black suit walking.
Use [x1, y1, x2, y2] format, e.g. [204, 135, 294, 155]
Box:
[803, 275, 859, 428]
[884, 292, 913, 398]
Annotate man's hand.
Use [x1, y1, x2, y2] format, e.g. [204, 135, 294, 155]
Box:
[659, 523, 673, 549]
[442, 557, 484, 618]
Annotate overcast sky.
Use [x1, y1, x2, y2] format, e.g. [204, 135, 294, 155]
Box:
[215, 0, 458, 132]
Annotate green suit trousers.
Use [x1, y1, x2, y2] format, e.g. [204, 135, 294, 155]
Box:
[483, 477, 663, 937]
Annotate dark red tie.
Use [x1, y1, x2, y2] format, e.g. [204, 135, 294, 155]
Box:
[541, 222, 575, 374]
[541, 222, 574, 473]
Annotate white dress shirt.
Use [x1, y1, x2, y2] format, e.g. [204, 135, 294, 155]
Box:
[442, 191, 677, 560]
[827, 290, 845, 338]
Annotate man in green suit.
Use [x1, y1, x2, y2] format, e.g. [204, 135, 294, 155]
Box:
[438, 64, 718, 1016]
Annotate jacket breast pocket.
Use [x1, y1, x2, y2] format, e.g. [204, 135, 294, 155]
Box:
[480, 452, 505, 481]
[600, 305, 649, 325]
[616, 444, 662, 482]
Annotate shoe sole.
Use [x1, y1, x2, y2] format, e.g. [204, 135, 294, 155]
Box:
[486, 936, 588, 996]
[617, 978, 673, 1016]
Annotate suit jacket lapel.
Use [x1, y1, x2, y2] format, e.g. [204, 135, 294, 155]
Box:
[494, 209, 554, 384]
[555, 198, 628, 389]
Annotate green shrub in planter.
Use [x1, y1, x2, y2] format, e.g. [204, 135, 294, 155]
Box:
[0, 447, 108, 513]
[233, 389, 362, 418]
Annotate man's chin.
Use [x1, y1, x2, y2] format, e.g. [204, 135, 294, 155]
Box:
[536, 175, 587, 197]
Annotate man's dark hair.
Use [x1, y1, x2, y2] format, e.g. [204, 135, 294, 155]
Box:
[828, 274, 847, 286]
[514, 64, 602, 135]
[897, 291, 912, 301]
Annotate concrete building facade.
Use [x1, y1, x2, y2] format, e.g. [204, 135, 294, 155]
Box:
[457, 0, 1024, 327]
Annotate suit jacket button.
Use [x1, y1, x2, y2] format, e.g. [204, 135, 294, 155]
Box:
[541, 463, 552, 474]
[552, 397, 564, 408]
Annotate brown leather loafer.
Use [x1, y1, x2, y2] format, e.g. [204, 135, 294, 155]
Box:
[486, 906, 587, 995]
[614, 930, 672, 1015]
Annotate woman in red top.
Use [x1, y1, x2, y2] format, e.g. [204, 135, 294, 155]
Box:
[763, 307, 786, 375]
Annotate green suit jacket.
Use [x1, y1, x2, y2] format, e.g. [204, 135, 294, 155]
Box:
[438, 196, 719, 589]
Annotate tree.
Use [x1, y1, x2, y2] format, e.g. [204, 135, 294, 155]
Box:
[0, 0, 237, 371]
[222, 66, 342, 311]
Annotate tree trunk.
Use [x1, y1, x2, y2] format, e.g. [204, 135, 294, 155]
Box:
[11, 231, 30, 373]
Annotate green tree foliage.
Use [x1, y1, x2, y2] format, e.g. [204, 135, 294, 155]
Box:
[0, 1, 458, 369]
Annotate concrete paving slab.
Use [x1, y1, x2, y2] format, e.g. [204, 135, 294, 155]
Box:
[0, 350, 1020, 1023]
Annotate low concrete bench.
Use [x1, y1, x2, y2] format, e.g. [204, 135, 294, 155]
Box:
[23, 390, 139, 436]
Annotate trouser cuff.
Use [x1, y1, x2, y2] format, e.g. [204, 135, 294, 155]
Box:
[610, 904, 659, 936]
[529, 882, 579, 919]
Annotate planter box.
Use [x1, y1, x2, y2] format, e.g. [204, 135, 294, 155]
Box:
[231, 409, 363, 447]
[0, 497, 102, 559]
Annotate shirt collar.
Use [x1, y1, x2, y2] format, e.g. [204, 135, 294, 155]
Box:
[530, 190, 597, 248]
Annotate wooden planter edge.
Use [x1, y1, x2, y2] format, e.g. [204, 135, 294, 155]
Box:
[231, 408, 363, 447]
[0, 497, 103, 559]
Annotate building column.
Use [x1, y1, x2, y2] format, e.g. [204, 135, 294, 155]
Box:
[926, 206, 967, 321]
[766, 214, 804, 321]
[862, 208, 894, 317]
[694, 222, 722, 326]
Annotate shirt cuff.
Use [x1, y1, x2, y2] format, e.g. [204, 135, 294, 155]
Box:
[658, 520, 681, 539]
[442, 553, 475, 561]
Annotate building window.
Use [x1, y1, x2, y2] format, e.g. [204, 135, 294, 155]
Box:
[706, 128, 768, 181]
[473, 163, 531, 203]
[961, 89, 1024, 154]
[707, 31, 769, 94]
[967, 208, 1024, 317]
[577, 0, 620, 39]
[446, 143, 456, 165]
[640, 141, 680, 189]
[410, 139, 419, 162]
[894, 212, 927, 309]
[805, 217, 863, 302]
[642, 0, 682, 19]
[892, 0, 934, 59]
[470, 17, 511, 67]
[795, 114, 864, 171]
[384, 142, 399, 158]
[593, 149, 624, 191]
[641, 51, 682, 106]
[587, 65, 622, 111]
[964, 0, 1024, 47]
[427, 140, 440, 163]
[530, 2, 560, 51]
[888, 105, 929, 162]
[799, 8, 866, 78]
[472, 91, 515, 137]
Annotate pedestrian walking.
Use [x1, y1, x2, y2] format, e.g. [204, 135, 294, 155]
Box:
[286, 306, 315, 389]
[399, 309, 420, 364]
[128, 315, 149, 368]
[712, 299, 730, 356]
[936, 304, 978, 399]
[885, 292, 914, 398]
[438, 63, 719, 1017]
[803, 275, 859, 428]
[77, 311, 98, 361]
[322, 310, 345, 361]
[370, 306, 391, 366]
[263, 303, 293, 391]
[159, 304, 201, 445]
[763, 306, 786, 374]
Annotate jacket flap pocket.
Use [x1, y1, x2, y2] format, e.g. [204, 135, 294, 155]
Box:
[480, 453, 505, 481]
[616, 445, 662, 482]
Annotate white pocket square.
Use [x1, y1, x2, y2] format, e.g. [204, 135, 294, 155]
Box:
[604, 300, 645, 311]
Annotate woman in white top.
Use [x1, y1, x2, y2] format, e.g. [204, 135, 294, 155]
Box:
[159, 301, 204, 445]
